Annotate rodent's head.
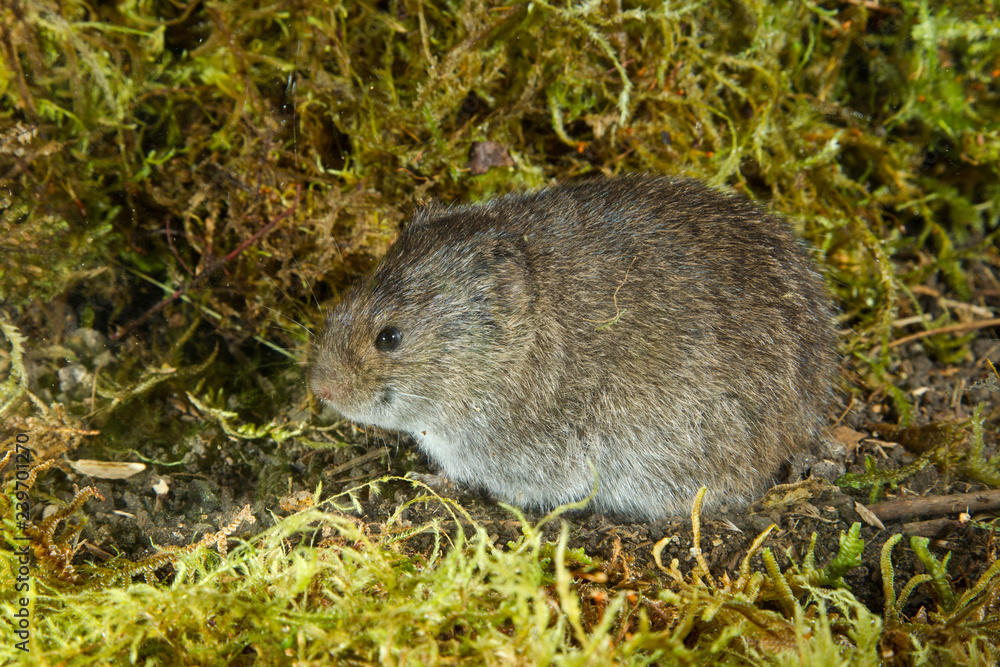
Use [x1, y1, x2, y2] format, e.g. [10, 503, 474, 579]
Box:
[309, 216, 535, 433]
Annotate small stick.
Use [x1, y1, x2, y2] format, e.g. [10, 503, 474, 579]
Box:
[165, 216, 194, 277]
[326, 447, 389, 478]
[110, 184, 301, 341]
[869, 317, 1000, 356]
[868, 489, 1000, 523]
[889, 317, 1000, 348]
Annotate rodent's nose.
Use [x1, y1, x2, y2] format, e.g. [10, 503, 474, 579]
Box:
[308, 355, 344, 406]
[308, 370, 341, 406]
[310, 379, 343, 406]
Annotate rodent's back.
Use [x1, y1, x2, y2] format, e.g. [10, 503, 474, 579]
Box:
[310, 175, 837, 519]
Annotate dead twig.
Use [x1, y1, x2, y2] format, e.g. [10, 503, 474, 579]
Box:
[868, 489, 1000, 523]
[869, 317, 1000, 356]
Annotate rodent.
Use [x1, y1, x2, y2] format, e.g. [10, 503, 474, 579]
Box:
[309, 175, 837, 520]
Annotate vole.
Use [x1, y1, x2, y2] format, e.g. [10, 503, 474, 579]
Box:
[309, 175, 837, 520]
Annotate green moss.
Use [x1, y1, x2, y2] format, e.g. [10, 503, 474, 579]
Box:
[3, 0, 998, 362]
[838, 404, 1000, 501]
[0, 493, 946, 664]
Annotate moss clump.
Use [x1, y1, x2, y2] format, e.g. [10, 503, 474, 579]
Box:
[838, 402, 997, 502]
[3, 486, 995, 664]
[2, 1, 997, 369]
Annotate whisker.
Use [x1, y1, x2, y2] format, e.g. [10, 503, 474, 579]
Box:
[262, 273, 316, 337]
[329, 225, 347, 269]
[292, 253, 323, 311]
[264, 321, 306, 337]
[261, 304, 313, 338]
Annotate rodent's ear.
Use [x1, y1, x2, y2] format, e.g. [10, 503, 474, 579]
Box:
[485, 239, 535, 326]
[405, 200, 447, 232]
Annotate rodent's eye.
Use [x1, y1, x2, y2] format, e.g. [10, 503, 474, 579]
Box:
[375, 326, 402, 352]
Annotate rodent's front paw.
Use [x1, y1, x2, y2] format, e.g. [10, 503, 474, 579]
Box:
[405, 470, 456, 494]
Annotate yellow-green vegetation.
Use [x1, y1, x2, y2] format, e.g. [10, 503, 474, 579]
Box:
[2, 474, 998, 664]
[881, 532, 1000, 663]
[2, 0, 999, 664]
[839, 402, 996, 502]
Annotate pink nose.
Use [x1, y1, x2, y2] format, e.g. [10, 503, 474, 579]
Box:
[308, 362, 348, 406]
[310, 379, 345, 406]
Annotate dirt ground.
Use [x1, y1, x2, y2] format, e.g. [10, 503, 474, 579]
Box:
[51, 314, 999, 620]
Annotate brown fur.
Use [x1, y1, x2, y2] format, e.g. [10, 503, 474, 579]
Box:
[309, 175, 837, 520]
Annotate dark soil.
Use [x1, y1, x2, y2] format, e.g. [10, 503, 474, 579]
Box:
[40, 321, 999, 618]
